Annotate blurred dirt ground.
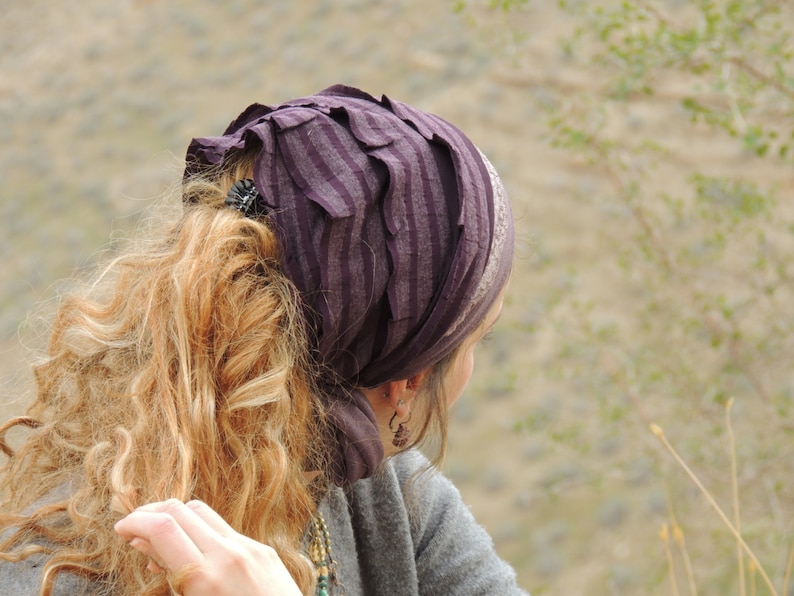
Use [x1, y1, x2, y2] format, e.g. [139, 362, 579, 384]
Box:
[4, 1, 791, 594]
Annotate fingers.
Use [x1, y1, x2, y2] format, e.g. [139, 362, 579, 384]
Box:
[183, 500, 237, 538]
[128, 538, 166, 574]
[126, 500, 233, 551]
[115, 507, 205, 573]
[115, 499, 249, 575]
[114, 499, 304, 596]
[178, 501, 274, 553]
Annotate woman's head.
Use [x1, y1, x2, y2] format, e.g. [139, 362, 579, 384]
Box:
[184, 84, 514, 484]
[0, 84, 513, 595]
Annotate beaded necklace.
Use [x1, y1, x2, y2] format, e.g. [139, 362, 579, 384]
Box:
[308, 513, 341, 596]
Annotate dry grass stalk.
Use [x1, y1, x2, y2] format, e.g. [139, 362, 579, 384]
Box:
[649, 423, 778, 595]
[726, 399, 746, 596]
[660, 523, 681, 596]
[783, 543, 794, 596]
[671, 523, 697, 596]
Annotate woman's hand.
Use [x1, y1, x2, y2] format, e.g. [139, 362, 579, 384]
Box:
[114, 499, 302, 596]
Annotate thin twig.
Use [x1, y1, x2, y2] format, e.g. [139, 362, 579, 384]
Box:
[660, 523, 681, 596]
[726, 399, 746, 596]
[636, 0, 675, 28]
[726, 56, 794, 102]
[783, 542, 794, 596]
[749, 560, 757, 596]
[649, 423, 778, 596]
[671, 523, 697, 596]
[635, 0, 794, 101]
[607, 151, 776, 415]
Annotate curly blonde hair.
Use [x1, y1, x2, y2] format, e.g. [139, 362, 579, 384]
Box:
[0, 160, 325, 594]
[0, 146, 472, 594]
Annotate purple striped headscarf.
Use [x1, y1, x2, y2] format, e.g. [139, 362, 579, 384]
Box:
[185, 85, 513, 485]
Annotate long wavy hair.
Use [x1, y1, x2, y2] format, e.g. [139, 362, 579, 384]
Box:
[0, 153, 461, 595]
[0, 156, 326, 594]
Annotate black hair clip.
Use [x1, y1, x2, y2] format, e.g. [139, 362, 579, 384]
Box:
[225, 178, 266, 218]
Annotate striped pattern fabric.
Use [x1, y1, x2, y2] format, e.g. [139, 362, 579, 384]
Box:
[185, 85, 514, 484]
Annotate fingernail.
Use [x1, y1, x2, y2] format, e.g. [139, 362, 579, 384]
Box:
[147, 559, 164, 574]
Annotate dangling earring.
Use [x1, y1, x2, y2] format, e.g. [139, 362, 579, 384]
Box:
[389, 408, 412, 448]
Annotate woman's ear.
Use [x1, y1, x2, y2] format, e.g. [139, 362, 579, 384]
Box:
[385, 380, 410, 417]
[384, 369, 430, 416]
[406, 369, 428, 392]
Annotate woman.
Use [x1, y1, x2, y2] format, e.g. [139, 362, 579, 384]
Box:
[0, 85, 523, 595]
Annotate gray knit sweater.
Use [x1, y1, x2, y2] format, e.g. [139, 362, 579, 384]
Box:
[0, 450, 527, 595]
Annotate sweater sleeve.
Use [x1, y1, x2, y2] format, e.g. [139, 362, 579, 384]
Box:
[391, 450, 529, 596]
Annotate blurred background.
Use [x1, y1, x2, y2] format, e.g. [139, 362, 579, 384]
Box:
[2, 1, 793, 594]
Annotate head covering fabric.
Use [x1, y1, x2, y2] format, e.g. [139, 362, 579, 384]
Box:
[184, 85, 513, 485]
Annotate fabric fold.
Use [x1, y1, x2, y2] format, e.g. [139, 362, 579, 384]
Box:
[185, 84, 514, 485]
